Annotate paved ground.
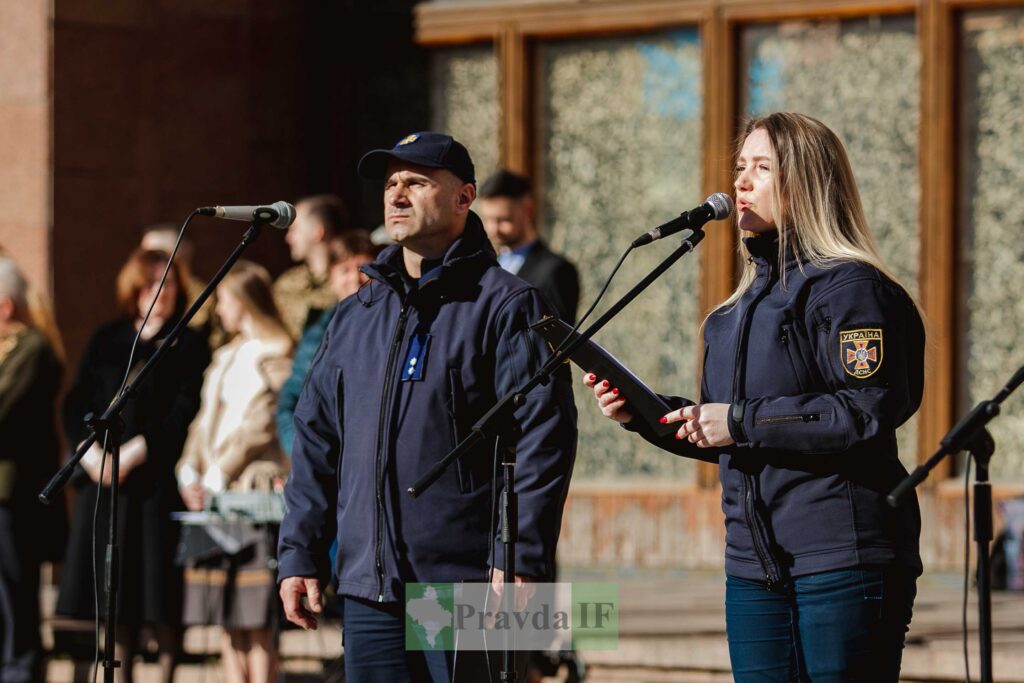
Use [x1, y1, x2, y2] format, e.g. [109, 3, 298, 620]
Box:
[43, 569, 1024, 682]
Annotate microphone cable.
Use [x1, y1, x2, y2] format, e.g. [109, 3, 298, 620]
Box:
[550, 243, 635, 360]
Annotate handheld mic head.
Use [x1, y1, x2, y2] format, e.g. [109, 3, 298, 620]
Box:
[197, 201, 297, 230]
[705, 192, 734, 220]
[265, 201, 296, 229]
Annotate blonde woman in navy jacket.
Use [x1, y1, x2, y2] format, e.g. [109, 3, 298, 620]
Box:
[586, 112, 924, 682]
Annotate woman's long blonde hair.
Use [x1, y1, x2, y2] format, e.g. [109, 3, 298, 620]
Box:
[219, 260, 292, 347]
[715, 112, 917, 314]
[0, 258, 65, 360]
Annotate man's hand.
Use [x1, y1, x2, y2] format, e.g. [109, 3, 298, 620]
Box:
[489, 568, 537, 612]
[280, 576, 324, 630]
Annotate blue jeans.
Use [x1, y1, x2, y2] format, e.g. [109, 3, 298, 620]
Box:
[725, 567, 917, 683]
[341, 597, 524, 683]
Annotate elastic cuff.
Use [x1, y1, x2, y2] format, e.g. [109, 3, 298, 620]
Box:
[727, 400, 748, 445]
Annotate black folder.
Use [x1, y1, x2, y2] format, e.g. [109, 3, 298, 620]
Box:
[530, 317, 678, 437]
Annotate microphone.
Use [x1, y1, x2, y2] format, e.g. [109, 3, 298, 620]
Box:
[631, 193, 734, 248]
[197, 201, 296, 229]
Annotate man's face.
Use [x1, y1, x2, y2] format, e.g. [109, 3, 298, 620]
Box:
[383, 163, 474, 250]
[478, 196, 532, 250]
[285, 203, 320, 262]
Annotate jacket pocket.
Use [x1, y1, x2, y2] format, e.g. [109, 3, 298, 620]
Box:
[780, 321, 823, 394]
[334, 366, 345, 489]
[447, 368, 473, 493]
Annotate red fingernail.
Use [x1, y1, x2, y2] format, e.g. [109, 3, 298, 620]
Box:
[588, 373, 596, 381]
[612, 388, 619, 395]
[674, 433, 682, 440]
[601, 380, 609, 388]
[659, 416, 667, 424]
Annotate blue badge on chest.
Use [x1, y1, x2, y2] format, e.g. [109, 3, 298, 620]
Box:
[401, 334, 431, 381]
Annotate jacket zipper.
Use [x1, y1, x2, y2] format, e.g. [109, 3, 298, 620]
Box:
[755, 413, 821, 426]
[373, 304, 411, 602]
[732, 269, 783, 587]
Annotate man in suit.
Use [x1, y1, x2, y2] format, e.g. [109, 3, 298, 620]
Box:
[478, 170, 580, 323]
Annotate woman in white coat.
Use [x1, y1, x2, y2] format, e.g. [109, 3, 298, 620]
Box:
[177, 260, 292, 683]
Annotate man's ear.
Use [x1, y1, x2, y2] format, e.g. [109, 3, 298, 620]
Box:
[455, 183, 476, 214]
[521, 196, 535, 222]
[312, 221, 326, 243]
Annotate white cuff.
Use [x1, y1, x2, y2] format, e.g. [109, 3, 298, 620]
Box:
[201, 465, 226, 493]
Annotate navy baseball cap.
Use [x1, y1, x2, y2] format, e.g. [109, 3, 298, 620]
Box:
[357, 132, 476, 184]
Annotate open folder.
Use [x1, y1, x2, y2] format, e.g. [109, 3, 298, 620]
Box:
[530, 316, 679, 437]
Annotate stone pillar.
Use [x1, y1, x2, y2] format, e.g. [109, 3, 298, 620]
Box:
[0, 0, 52, 293]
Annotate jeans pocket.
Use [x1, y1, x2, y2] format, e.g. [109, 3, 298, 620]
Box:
[860, 568, 885, 602]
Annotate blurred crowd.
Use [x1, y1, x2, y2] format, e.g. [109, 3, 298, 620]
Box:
[0, 194, 384, 683]
[0, 168, 580, 683]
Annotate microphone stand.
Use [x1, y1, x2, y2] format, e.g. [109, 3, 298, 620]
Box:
[39, 220, 267, 683]
[408, 227, 707, 682]
[888, 364, 1024, 683]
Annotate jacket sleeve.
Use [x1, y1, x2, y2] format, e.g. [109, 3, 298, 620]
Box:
[621, 370, 722, 464]
[277, 326, 339, 585]
[734, 276, 924, 454]
[491, 288, 578, 580]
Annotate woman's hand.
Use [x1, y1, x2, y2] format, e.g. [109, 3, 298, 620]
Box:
[582, 373, 633, 424]
[180, 482, 206, 511]
[662, 403, 735, 448]
[117, 435, 147, 482]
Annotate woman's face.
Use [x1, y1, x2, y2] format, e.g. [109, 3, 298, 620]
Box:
[136, 267, 178, 323]
[734, 128, 779, 234]
[215, 286, 245, 335]
[329, 255, 372, 300]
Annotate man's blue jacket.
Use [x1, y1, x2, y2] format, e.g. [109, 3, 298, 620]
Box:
[277, 214, 578, 603]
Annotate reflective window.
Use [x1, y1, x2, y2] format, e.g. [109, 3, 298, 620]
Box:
[430, 45, 500, 181]
[960, 9, 1024, 481]
[538, 30, 703, 479]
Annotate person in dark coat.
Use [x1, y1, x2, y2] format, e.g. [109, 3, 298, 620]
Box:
[0, 258, 63, 683]
[56, 248, 210, 683]
[586, 113, 925, 682]
[277, 133, 578, 683]
[478, 169, 580, 323]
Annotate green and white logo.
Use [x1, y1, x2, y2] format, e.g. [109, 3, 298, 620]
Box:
[405, 582, 618, 651]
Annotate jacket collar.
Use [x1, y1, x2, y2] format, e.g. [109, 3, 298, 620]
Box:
[742, 230, 800, 275]
[361, 211, 497, 299]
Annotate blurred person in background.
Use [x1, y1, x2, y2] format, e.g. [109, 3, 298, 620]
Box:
[0, 258, 64, 683]
[177, 260, 293, 683]
[276, 230, 381, 457]
[56, 248, 210, 683]
[274, 194, 351, 340]
[140, 223, 224, 348]
[478, 169, 580, 323]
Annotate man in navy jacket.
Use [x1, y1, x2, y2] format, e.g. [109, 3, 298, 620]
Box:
[277, 132, 578, 682]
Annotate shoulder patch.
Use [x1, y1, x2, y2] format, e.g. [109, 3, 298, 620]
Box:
[840, 328, 883, 379]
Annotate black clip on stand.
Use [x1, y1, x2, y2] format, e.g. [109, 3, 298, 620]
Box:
[408, 227, 707, 682]
[888, 364, 1024, 683]
[38, 218, 269, 683]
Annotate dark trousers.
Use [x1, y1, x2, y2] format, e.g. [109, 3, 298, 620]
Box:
[341, 597, 525, 683]
[0, 507, 42, 683]
[725, 566, 917, 683]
